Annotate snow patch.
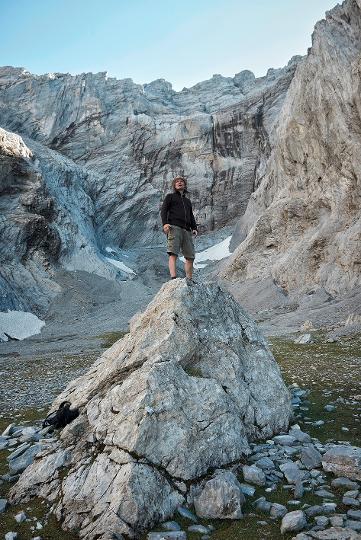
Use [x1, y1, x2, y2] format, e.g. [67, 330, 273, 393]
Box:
[105, 257, 136, 275]
[196, 235, 232, 263]
[0, 311, 45, 342]
[181, 235, 232, 269]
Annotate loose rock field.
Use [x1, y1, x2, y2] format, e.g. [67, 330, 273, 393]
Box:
[0, 333, 360, 539]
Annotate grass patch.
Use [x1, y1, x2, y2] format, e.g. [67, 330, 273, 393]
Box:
[0, 497, 79, 539]
[144, 505, 293, 540]
[0, 407, 45, 436]
[183, 366, 204, 378]
[269, 333, 361, 446]
[98, 330, 128, 348]
[0, 450, 8, 479]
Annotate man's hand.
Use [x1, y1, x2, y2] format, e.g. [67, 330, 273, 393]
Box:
[192, 230, 198, 237]
[163, 224, 171, 234]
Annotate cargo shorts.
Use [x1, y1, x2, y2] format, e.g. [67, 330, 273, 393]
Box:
[167, 225, 195, 260]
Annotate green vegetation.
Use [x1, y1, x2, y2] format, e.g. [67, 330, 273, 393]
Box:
[183, 365, 204, 378]
[98, 330, 128, 348]
[270, 333, 361, 446]
[0, 407, 45, 437]
[0, 497, 79, 540]
[145, 504, 292, 540]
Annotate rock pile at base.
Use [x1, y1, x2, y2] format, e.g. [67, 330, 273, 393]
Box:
[2, 380, 361, 539]
[9, 279, 291, 539]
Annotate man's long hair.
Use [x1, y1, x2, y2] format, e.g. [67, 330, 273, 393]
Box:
[172, 176, 188, 192]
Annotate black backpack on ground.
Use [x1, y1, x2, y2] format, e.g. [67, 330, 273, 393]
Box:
[43, 401, 79, 430]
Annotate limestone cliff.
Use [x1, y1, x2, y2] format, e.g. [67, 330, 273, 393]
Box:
[222, 0, 361, 301]
[0, 61, 299, 247]
[0, 57, 301, 316]
[1, 0, 361, 329]
[0, 127, 124, 314]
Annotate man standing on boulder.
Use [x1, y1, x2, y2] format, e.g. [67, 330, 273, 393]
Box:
[161, 176, 198, 280]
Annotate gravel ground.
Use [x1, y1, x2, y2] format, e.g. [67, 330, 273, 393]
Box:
[0, 248, 169, 413]
[0, 351, 99, 413]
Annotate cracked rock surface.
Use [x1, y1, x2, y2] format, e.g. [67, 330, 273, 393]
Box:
[221, 0, 361, 330]
[0, 126, 118, 316]
[9, 279, 291, 539]
[0, 61, 298, 248]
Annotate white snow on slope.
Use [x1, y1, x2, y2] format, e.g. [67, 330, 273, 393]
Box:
[196, 235, 232, 262]
[181, 235, 232, 269]
[0, 310, 45, 342]
[105, 257, 136, 275]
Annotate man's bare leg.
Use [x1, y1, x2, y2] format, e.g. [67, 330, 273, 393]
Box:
[185, 258, 194, 279]
[169, 254, 177, 278]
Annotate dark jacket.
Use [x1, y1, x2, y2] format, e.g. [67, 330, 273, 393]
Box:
[161, 191, 197, 231]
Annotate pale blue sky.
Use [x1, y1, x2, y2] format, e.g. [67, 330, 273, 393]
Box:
[1, 0, 338, 90]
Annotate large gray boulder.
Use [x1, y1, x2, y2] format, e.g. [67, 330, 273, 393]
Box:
[193, 471, 245, 519]
[322, 445, 361, 481]
[10, 280, 291, 538]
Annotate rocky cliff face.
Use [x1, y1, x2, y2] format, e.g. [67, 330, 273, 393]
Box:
[0, 57, 301, 315]
[10, 280, 291, 538]
[0, 61, 299, 247]
[1, 1, 360, 331]
[222, 0, 361, 301]
[0, 127, 123, 314]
